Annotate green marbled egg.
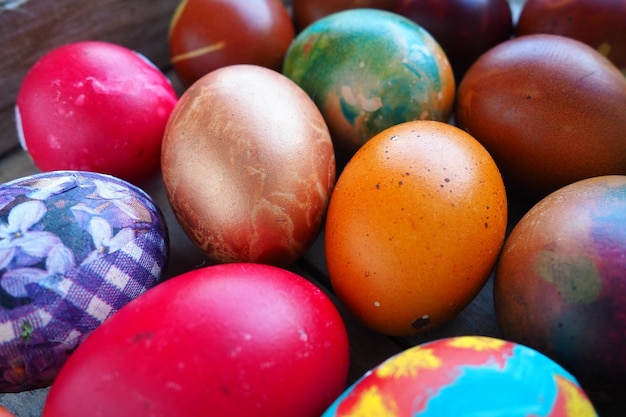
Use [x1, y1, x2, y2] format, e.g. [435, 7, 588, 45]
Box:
[282, 8, 455, 157]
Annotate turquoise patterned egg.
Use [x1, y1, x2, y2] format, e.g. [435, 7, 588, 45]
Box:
[0, 171, 168, 392]
[323, 336, 598, 417]
[282, 8, 455, 158]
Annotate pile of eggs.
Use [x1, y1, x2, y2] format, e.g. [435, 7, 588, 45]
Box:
[1, 0, 625, 415]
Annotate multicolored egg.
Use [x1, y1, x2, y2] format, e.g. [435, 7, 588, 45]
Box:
[0, 171, 168, 392]
[495, 175, 626, 393]
[282, 9, 455, 158]
[323, 335, 598, 416]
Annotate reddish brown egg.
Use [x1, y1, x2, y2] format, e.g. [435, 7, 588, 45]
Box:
[169, 0, 295, 87]
[455, 34, 626, 202]
[291, 0, 396, 32]
[517, 0, 626, 75]
[161, 64, 335, 267]
[392, 0, 513, 81]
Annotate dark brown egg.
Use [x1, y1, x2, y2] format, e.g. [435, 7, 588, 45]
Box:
[161, 64, 335, 267]
[455, 34, 626, 203]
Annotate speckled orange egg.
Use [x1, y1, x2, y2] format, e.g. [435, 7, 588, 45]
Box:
[324, 120, 508, 337]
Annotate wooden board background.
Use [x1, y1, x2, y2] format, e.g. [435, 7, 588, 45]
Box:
[0, 0, 624, 416]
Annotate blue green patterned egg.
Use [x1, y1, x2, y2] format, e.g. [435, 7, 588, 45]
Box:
[323, 335, 598, 417]
[282, 8, 455, 157]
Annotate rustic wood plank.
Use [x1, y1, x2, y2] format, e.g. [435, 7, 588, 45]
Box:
[0, 0, 180, 156]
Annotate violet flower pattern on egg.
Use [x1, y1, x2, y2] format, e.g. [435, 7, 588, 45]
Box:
[0, 171, 168, 392]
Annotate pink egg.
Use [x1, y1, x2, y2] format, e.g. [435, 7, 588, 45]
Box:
[15, 41, 178, 184]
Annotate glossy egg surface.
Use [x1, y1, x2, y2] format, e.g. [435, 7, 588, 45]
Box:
[15, 41, 178, 185]
[455, 34, 626, 202]
[0, 171, 168, 392]
[42, 263, 350, 417]
[283, 9, 455, 157]
[169, 0, 295, 87]
[161, 64, 335, 266]
[325, 121, 507, 336]
[323, 335, 597, 416]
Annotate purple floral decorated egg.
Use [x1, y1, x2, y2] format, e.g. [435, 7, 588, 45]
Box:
[0, 171, 169, 392]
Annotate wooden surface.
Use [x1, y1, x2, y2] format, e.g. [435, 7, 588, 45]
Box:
[0, 0, 623, 416]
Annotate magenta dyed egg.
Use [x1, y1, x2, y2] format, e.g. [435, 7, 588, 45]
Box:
[15, 41, 178, 184]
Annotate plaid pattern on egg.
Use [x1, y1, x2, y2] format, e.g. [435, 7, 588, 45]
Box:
[0, 171, 169, 392]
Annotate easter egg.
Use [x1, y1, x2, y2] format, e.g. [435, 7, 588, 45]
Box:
[516, 0, 626, 74]
[324, 120, 507, 336]
[169, 0, 295, 87]
[0, 406, 15, 417]
[455, 34, 626, 202]
[322, 335, 598, 416]
[42, 263, 350, 417]
[392, 0, 513, 81]
[161, 64, 335, 267]
[0, 171, 168, 392]
[494, 175, 626, 393]
[15, 41, 178, 185]
[283, 9, 455, 158]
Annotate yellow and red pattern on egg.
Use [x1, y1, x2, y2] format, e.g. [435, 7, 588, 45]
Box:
[323, 336, 597, 417]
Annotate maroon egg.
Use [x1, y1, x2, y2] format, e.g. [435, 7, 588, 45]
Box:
[517, 0, 626, 75]
[392, 0, 513, 80]
[169, 0, 295, 87]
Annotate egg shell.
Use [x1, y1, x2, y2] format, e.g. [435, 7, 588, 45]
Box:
[15, 41, 178, 184]
[282, 8, 455, 157]
[323, 335, 598, 417]
[325, 121, 508, 337]
[494, 175, 626, 394]
[169, 0, 295, 87]
[161, 64, 336, 266]
[42, 263, 350, 417]
[0, 171, 169, 392]
[455, 34, 626, 202]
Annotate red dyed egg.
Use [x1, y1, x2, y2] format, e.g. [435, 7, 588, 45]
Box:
[42, 263, 350, 417]
[15, 41, 178, 184]
[169, 0, 295, 87]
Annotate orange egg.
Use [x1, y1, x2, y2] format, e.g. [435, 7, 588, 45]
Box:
[325, 120, 508, 337]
